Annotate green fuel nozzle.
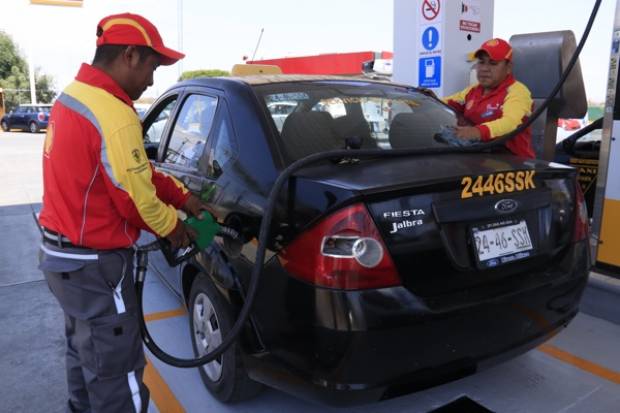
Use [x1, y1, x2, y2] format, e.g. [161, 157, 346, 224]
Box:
[185, 213, 220, 250]
[159, 213, 233, 267]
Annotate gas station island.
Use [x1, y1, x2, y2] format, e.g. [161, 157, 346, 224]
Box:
[0, 0, 619, 412]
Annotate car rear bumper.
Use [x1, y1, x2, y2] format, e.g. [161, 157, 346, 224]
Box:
[245, 240, 589, 406]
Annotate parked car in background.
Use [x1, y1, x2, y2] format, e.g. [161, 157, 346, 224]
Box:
[558, 118, 582, 131]
[267, 101, 297, 131]
[135, 103, 151, 120]
[555, 118, 602, 217]
[0, 104, 52, 133]
[141, 75, 590, 406]
[135, 106, 148, 120]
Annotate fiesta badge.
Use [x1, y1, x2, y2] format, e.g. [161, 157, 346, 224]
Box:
[494, 199, 518, 214]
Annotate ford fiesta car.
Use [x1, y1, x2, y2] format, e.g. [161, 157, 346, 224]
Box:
[142, 75, 590, 406]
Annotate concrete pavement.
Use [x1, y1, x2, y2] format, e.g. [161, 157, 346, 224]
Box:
[0, 131, 66, 412]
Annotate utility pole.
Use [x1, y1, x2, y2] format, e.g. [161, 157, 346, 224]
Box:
[251, 28, 264, 61]
[177, 0, 184, 79]
[28, 52, 37, 105]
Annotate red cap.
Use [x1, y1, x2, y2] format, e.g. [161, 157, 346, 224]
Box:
[96, 13, 185, 65]
[474, 38, 512, 62]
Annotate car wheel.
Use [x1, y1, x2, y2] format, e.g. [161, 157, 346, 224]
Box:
[1, 121, 8, 132]
[189, 274, 262, 402]
[29, 121, 39, 133]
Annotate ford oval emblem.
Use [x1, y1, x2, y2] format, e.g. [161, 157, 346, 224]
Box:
[494, 199, 518, 214]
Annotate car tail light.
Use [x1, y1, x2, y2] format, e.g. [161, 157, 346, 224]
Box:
[37, 112, 45, 122]
[573, 180, 589, 242]
[280, 203, 401, 290]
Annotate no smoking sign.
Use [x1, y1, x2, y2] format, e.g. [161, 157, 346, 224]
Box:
[422, 0, 441, 21]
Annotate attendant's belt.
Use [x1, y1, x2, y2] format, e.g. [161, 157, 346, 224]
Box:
[42, 228, 88, 250]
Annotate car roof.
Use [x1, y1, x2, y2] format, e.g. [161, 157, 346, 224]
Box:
[228, 74, 397, 86]
[18, 103, 52, 107]
[176, 74, 407, 90]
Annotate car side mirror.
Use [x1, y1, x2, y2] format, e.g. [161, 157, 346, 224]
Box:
[211, 159, 223, 178]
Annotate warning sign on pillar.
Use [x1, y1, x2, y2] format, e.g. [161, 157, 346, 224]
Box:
[418, 57, 441, 88]
[460, 0, 481, 33]
[421, 26, 440, 52]
[421, 0, 442, 23]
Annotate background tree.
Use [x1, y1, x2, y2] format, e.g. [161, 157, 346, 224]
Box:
[0, 30, 56, 111]
[178, 69, 230, 81]
[35, 70, 56, 103]
[0, 32, 27, 77]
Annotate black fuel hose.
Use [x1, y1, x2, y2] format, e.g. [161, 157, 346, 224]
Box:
[136, 0, 601, 368]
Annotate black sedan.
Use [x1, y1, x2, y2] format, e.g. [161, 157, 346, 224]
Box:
[142, 75, 590, 406]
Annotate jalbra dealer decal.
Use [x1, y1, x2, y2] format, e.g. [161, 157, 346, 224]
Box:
[382, 209, 425, 234]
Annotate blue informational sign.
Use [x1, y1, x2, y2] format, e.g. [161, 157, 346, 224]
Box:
[418, 56, 441, 88]
[421, 26, 439, 51]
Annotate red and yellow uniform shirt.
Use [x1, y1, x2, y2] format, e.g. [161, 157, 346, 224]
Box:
[39, 64, 190, 249]
[444, 74, 535, 158]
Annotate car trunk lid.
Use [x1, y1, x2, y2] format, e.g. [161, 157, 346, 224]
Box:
[295, 154, 578, 297]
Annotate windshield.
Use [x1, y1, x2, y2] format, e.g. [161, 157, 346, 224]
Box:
[255, 81, 458, 163]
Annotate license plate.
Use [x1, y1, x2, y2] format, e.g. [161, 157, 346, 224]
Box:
[472, 220, 533, 268]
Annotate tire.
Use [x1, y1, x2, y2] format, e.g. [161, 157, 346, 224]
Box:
[29, 121, 39, 133]
[1, 121, 8, 132]
[189, 274, 262, 402]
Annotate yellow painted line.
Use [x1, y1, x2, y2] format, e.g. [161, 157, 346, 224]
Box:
[538, 344, 620, 385]
[513, 304, 620, 385]
[144, 307, 187, 323]
[142, 308, 189, 412]
[144, 355, 186, 413]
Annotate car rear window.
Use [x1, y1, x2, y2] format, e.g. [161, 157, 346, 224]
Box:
[254, 81, 457, 163]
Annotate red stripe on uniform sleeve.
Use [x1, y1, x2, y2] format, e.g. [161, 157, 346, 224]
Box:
[150, 165, 191, 209]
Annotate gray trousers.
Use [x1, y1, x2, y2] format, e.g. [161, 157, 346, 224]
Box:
[39, 243, 149, 413]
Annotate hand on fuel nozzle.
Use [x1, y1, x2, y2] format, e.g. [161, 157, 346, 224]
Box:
[182, 194, 215, 220]
[166, 219, 198, 249]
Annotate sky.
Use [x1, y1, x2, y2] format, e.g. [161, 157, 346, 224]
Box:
[0, 0, 616, 102]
